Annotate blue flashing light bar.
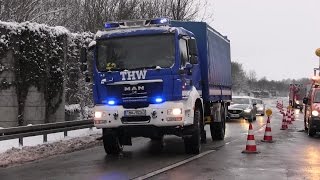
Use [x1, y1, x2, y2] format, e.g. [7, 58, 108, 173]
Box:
[149, 18, 170, 25]
[104, 22, 120, 29]
[104, 18, 170, 29]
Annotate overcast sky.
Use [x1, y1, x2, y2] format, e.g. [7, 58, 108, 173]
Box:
[203, 0, 320, 81]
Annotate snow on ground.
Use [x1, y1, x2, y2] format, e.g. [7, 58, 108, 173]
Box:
[0, 128, 102, 167]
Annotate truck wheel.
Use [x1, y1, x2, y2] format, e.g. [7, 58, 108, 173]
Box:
[308, 126, 316, 137]
[102, 129, 123, 155]
[210, 105, 226, 141]
[184, 106, 201, 154]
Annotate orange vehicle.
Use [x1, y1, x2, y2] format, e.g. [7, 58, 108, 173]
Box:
[303, 77, 320, 136]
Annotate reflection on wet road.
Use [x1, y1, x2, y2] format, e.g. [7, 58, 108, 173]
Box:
[0, 98, 319, 180]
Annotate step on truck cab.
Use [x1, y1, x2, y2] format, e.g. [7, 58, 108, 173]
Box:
[80, 18, 232, 154]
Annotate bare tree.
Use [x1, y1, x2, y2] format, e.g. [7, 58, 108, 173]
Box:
[0, 0, 210, 32]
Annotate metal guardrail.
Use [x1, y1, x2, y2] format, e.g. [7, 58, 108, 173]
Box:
[0, 120, 94, 146]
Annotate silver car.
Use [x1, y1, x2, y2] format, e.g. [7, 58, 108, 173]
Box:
[253, 98, 265, 116]
[228, 96, 257, 121]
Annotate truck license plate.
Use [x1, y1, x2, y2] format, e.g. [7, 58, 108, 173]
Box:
[124, 109, 146, 116]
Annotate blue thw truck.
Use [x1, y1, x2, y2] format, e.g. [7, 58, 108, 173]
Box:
[80, 18, 232, 154]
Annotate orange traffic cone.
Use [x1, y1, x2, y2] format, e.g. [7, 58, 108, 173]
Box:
[286, 110, 292, 125]
[280, 112, 288, 130]
[261, 116, 274, 143]
[242, 123, 260, 154]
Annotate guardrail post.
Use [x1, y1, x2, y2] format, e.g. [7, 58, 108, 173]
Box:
[64, 131, 67, 137]
[43, 134, 47, 143]
[19, 137, 23, 146]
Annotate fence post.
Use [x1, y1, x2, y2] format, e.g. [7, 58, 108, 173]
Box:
[43, 134, 47, 143]
[19, 137, 23, 146]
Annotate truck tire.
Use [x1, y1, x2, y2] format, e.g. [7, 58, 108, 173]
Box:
[210, 105, 226, 141]
[308, 128, 316, 137]
[102, 129, 123, 155]
[308, 125, 316, 137]
[184, 106, 201, 154]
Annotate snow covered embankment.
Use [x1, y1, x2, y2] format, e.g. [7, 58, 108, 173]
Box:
[0, 133, 102, 168]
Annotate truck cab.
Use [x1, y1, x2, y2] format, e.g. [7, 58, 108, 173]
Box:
[81, 18, 232, 155]
[303, 77, 320, 136]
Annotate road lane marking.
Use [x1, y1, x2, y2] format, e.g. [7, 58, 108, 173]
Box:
[132, 122, 267, 180]
[132, 149, 216, 180]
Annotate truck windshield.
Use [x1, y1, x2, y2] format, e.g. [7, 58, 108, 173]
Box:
[96, 34, 175, 71]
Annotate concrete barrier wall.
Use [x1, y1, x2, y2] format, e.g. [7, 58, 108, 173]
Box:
[0, 49, 65, 127]
[0, 50, 65, 127]
[0, 51, 18, 127]
[0, 22, 94, 127]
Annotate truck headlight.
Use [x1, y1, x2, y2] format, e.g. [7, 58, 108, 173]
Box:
[168, 108, 182, 115]
[312, 110, 319, 116]
[244, 109, 251, 113]
[95, 111, 103, 118]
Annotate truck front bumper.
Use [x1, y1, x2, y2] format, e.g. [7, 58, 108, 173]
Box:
[93, 101, 194, 129]
[310, 117, 320, 131]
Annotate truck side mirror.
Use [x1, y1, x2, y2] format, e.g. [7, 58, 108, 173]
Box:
[80, 47, 87, 63]
[188, 39, 197, 56]
[303, 97, 308, 104]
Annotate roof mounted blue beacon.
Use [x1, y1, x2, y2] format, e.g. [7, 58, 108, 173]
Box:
[104, 22, 120, 29]
[146, 18, 170, 26]
[104, 18, 170, 30]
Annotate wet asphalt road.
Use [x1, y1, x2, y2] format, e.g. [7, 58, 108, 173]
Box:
[0, 98, 319, 180]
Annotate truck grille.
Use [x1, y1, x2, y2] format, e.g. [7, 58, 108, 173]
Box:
[121, 116, 151, 123]
[106, 81, 163, 105]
